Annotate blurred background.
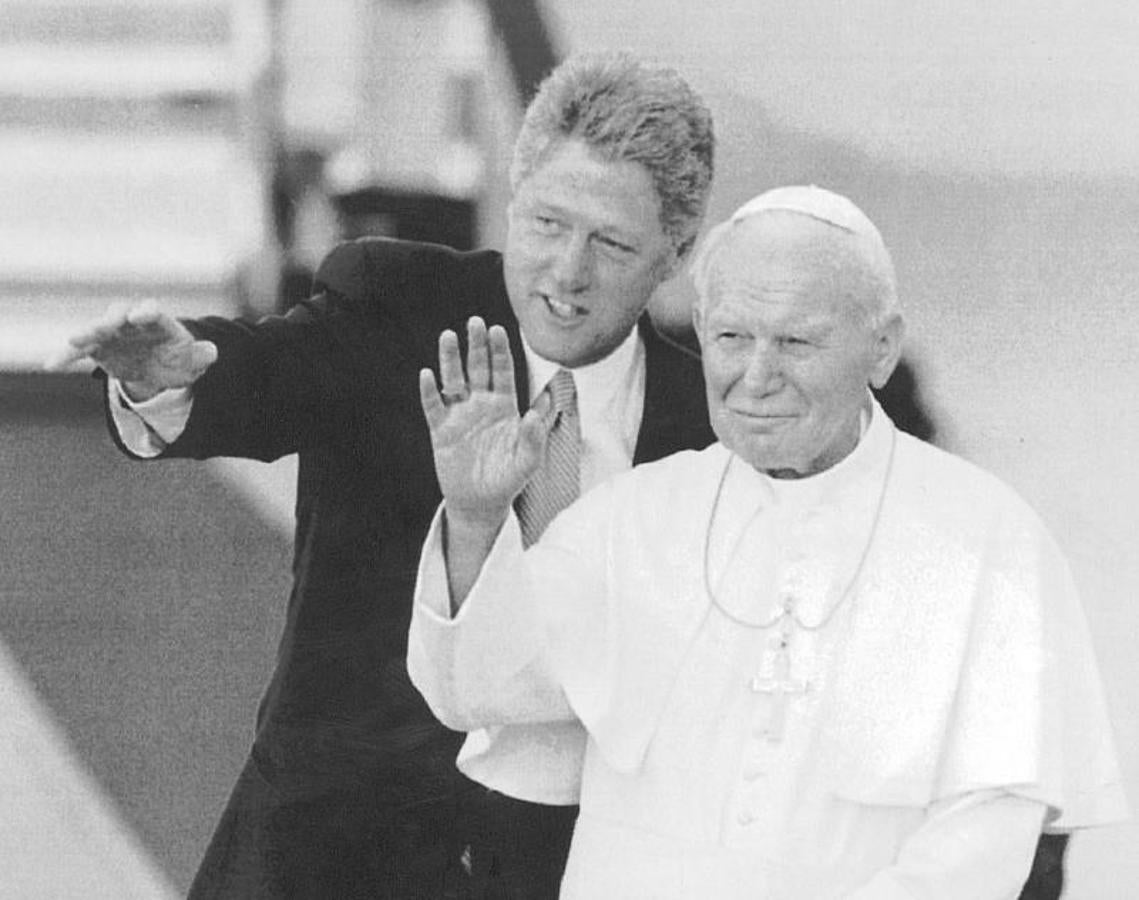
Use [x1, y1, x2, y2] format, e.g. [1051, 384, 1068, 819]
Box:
[0, 0, 1136, 896]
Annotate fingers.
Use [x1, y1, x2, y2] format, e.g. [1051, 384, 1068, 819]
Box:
[487, 325, 516, 399]
[437, 329, 465, 402]
[92, 301, 136, 345]
[44, 301, 133, 370]
[125, 298, 162, 327]
[431, 318, 515, 406]
[59, 300, 172, 357]
[125, 301, 184, 343]
[62, 301, 131, 356]
[458, 318, 515, 396]
[419, 367, 447, 430]
[124, 302, 193, 348]
[466, 317, 489, 391]
[45, 298, 203, 379]
[43, 342, 91, 371]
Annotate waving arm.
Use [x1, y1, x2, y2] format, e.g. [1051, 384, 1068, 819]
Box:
[419, 316, 548, 610]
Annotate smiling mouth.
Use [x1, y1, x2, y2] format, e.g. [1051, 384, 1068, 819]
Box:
[730, 410, 797, 424]
[543, 295, 588, 321]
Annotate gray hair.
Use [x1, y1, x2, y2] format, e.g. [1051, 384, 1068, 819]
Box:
[690, 185, 898, 327]
[510, 51, 715, 258]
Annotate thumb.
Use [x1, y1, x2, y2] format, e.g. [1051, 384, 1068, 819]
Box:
[516, 409, 549, 474]
[188, 340, 219, 377]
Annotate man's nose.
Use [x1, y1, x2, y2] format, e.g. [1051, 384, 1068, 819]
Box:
[743, 344, 781, 393]
[551, 235, 593, 292]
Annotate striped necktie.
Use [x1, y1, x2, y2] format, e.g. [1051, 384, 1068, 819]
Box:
[515, 369, 581, 548]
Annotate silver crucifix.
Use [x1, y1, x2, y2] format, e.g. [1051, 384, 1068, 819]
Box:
[750, 624, 811, 743]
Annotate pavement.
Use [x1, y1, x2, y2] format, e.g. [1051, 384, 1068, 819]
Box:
[0, 373, 294, 896]
[0, 639, 176, 899]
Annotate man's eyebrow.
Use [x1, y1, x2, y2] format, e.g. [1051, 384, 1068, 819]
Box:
[791, 317, 833, 333]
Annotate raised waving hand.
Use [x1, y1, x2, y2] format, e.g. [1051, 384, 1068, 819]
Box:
[419, 317, 549, 536]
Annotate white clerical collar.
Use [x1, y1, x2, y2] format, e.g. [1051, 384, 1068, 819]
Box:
[521, 324, 643, 413]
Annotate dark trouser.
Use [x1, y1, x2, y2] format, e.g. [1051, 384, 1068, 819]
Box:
[1018, 833, 1069, 900]
[189, 753, 469, 899]
[453, 793, 1064, 900]
[190, 755, 1063, 899]
[460, 783, 578, 900]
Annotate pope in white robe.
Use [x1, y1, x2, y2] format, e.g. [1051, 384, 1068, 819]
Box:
[408, 186, 1128, 899]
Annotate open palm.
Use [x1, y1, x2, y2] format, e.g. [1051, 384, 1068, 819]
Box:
[419, 318, 547, 527]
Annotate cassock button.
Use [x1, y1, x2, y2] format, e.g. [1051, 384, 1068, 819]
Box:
[742, 762, 766, 781]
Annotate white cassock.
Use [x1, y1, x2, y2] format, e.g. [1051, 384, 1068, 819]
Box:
[409, 398, 1128, 899]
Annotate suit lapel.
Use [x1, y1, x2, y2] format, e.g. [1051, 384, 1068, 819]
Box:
[634, 315, 712, 464]
[507, 322, 530, 417]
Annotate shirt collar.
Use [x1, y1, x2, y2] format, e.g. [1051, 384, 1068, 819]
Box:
[521, 325, 643, 414]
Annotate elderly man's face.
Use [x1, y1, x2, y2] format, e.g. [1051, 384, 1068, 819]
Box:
[695, 214, 902, 477]
[504, 139, 677, 368]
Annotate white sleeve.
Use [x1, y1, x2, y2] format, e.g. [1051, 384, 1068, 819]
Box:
[408, 506, 579, 732]
[106, 379, 194, 457]
[845, 790, 1048, 900]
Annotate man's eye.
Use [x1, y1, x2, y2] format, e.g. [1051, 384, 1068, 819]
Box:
[596, 235, 635, 255]
[533, 215, 560, 233]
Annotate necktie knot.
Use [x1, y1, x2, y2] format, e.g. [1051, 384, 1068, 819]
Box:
[547, 368, 577, 416]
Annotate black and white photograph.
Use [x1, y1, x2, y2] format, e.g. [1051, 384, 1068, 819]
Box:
[1, 1, 1135, 897]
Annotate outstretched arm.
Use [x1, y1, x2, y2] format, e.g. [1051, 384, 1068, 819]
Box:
[45, 299, 218, 400]
[419, 316, 548, 611]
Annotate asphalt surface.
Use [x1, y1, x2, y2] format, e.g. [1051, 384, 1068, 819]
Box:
[0, 372, 291, 893]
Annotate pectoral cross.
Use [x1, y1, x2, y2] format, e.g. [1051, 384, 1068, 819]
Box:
[750, 609, 811, 743]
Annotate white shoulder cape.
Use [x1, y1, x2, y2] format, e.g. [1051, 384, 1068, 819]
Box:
[541, 404, 1127, 830]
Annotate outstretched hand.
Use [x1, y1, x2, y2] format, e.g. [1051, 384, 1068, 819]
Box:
[420, 317, 548, 531]
[45, 299, 218, 400]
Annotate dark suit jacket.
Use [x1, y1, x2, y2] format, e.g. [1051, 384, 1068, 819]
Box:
[108, 237, 714, 897]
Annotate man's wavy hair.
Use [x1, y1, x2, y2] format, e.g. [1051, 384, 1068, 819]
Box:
[510, 51, 716, 259]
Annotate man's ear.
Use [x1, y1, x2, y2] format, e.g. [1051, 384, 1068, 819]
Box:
[691, 297, 704, 337]
[653, 242, 685, 285]
[869, 313, 905, 390]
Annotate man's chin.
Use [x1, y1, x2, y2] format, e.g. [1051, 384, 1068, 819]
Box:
[723, 437, 800, 476]
[525, 321, 626, 368]
[524, 330, 593, 368]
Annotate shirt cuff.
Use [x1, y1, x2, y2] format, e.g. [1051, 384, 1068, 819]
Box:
[413, 504, 458, 624]
[412, 504, 525, 626]
[107, 379, 193, 456]
[409, 502, 544, 685]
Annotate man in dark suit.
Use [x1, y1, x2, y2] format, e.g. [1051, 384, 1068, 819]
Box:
[54, 52, 716, 898]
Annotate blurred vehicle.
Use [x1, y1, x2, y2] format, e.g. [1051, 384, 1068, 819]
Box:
[0, 0, 279, 370]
